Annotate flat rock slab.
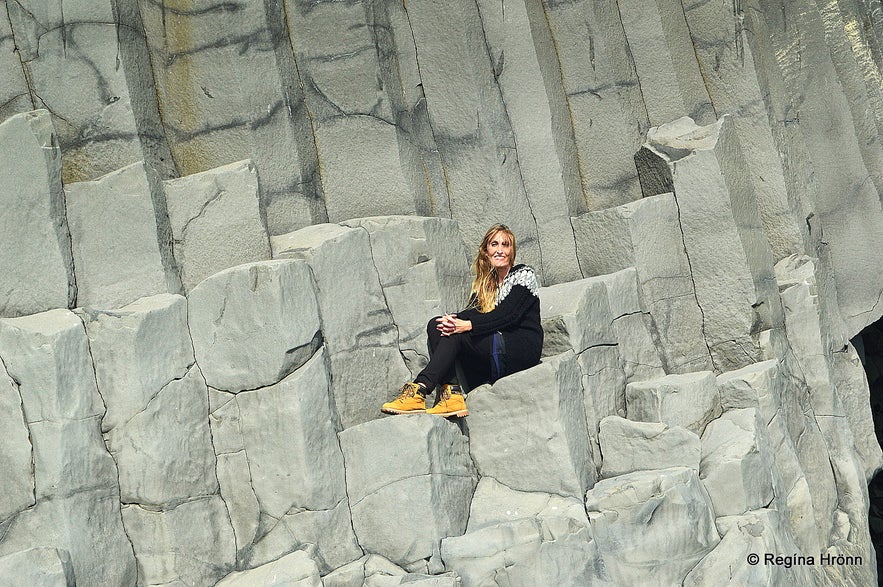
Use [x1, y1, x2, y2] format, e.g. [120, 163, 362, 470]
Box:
[187, 259, 321, 393]
[599, 416, 700, 478]
[215, 549, 321, 587]
[339, 416, 476, 568]
[0, 363, 34, 523]
[626, 370, 720, 435]
[467, 476, 589, 533]
[0, 110, 73, 317]
[0, 547, 74, 587]
[164, 159, 270, 293]
[467, 351, 594, 498]
[65, 161, 173, 309]
[539, 276, 615, 355]
[586, 467, 719, 585]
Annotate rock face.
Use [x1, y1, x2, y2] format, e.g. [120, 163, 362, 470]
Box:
[1, 0, 882, 585]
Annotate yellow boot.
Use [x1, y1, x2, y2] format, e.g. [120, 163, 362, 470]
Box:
[381, 382, 427, 414]
[426, 384, 469, 417]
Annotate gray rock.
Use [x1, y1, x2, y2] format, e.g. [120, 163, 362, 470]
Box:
[598, 416, 700, 478]
[0, 4, 30, 123]
[0, 548, 74, 587]
[468, 352, 593, 498]
[539, 276, 615, 355]
[700, 408, 775, 517]
[329, 347, 412, 430]
[466, 477, 589, 533]
[121, 496, 235, 587]
[625, 371, 720, 435]
[684, 509, 815, 586]
[579, 345, 627, 472]
[322, 554, 408, 587]
[77, 293, 193, 433]
[571, 194, 711, 373]
[0, 490, 137, 586]
[65, 162, 173, 309]
[0, 362, 34, 524]
[210, 349, 361, 572]
[0, 309, 103, 422]
[0, 110, 74, 317]
[187, 259, 321, 393]
[441, 516, 609, 586]
[216, 549, 321, 587]
[164, 160, 271, 293]
[105, 365, 218, 506]
[586, 467, 719, 585]
[339, 416, 477, 569]
[831, 342, 883, 480]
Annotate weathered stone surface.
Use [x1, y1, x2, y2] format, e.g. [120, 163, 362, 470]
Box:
[540, 0, 645, 209]
[0, 490, 136, 586]
[121, 496, 235, 587]
[539, 277, 615, 355]
[468, 352, 593, 498]
[572, 193, 711, 372]
[832, 342, 883, 480]
[322, 554, 409, 587]
[65, 162, 174, 309]
[0, 110, 74, 319]
[586, 467, 719, 586]
[441, 516, 609, 586]
[599, 416, 700, 478]
[78, 293, 192, 432]
[105, 365, 217, 506]
[684, 509, 815, 586]
[625, 371, 720, 434]
[164, 160, 271, 292]
[0, 362, 34, 524]
[187, 259, 321, 393]
[272, 223, 407, 427]
[700, 408, 775, 517]
[579, 345, 627, 472]
[0, 548, 74, 587]
[216, 549, 321, 587]
[339, 416, 476, 568]
[467, 477, 589, 533]
[0, 4, 30, 124]
[210, 349, 361, 572]
[0, 309, 103, 422]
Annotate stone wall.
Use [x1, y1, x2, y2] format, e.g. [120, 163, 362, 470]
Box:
[1, 0, 882, 585]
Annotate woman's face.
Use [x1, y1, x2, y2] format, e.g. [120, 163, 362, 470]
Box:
[485, 231, 513, 270]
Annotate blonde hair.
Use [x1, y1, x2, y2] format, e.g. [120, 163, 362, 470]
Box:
[470, 224, 517, 313]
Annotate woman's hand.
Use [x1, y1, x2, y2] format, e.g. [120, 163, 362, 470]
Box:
[436, 314, 472, 336]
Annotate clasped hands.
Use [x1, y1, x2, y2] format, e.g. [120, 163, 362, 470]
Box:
[436, 314, 472, 336]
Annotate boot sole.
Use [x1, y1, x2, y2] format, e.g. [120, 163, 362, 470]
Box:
[427, 409, 469, 418]
[381, 407, 427, 414]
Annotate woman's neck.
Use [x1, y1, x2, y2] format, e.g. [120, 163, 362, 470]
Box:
[495, 265, 510, 285]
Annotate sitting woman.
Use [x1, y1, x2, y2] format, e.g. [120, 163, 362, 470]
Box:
[381, 224, 543, 417]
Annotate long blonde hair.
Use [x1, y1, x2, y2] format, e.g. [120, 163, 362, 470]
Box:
[470, 225, 517, 313]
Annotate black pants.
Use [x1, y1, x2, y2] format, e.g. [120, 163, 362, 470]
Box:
[414, 317, 506, 393]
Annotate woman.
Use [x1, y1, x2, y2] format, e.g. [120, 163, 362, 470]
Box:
[381, 224, 543, 417]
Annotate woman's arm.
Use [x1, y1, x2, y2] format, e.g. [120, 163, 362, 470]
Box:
[465, 284, 537, 335]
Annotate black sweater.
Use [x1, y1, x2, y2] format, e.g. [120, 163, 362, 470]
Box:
[457, 264, 543, 371]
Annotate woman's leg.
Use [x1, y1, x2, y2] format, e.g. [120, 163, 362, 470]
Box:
[415, 317, 494, 392]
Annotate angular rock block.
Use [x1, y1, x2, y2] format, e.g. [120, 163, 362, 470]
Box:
[700, 408, 775, 516]
[0, 309, 103, 422]
[0, 490, 137, 586]
[684, 509, 814, 586]
[572, 194, 711, 372]
[468, 352, 594, 498]
[121, 496, 235, 587]
[539, 276, 615, 355]
[441, 516, 609, 586]
[322, 554, 410, 587]
[0, 363, 34, 523]
[626, 371, 720, 434]
[209, 350, 360, 572]
[65, 162, 174, 309]
[579, 345, 627, 472]
[339, 416, 477, 568]
[638, 116, 783, 372]
[0, 4, 30, 122]
[341, 216, 470, 375]
[599, 416, 700, 478]
[215, 550, 321, 587]
[188, 259, 321, 392]
[328, 347, 412, 430]
[78, 293, 193, 432]
[105, 365, 217, 506]
[165, 160, 271, 292]
[594, 269, 665, 382]
[586, 467, 719, 585]
[0, 548, 74, 586]
[466, 477, 589, 533]
[831, 343, 883, 480]
[0, 110, 74, 317]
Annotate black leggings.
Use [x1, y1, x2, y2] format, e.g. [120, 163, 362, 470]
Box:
[414, 317, 506, 393]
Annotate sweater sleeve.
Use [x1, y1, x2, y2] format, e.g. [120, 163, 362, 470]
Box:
[466, 284, 538, 336]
